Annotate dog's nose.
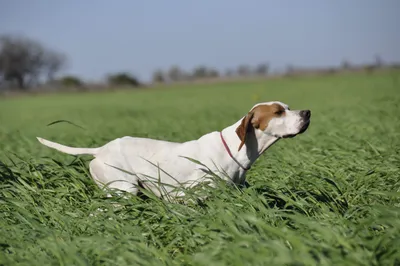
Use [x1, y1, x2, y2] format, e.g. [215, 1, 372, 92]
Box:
[300, 110, 311, 119]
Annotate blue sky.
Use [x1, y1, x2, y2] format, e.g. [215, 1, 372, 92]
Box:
[1, 0, 399, 82]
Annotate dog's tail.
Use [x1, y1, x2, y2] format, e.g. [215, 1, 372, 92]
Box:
[37, 137, 100, 156]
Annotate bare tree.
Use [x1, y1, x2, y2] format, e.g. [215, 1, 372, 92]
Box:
[285, 64, 295, 77]
[192, 66, 208, 79]
[224, 68, 235, 77]
[374, 54, 384, 68]
[152, 69, 165, 83]
[0, 34, 67, 90]
[341, 59, 351, 70]
[191, 66, 220, 80]
[208, 68, 219, 78]
[255, 63, 269, 76]
[45, 50, 67, 82]
[237, 64, 251, 76]
[167, 65, 185, 82]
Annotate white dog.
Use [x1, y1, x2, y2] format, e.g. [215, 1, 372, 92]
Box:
[37, 101, 311, 199]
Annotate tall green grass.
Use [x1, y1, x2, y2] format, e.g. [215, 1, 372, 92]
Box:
[1, 71, 400, 265]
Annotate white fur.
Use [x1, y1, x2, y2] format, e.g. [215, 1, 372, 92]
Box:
[37, 102, 310, 199]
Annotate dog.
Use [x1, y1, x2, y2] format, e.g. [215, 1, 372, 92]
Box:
[37, 101, 311, 199]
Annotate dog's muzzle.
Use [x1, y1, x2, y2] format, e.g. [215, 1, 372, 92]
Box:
[298, 109, 311, 134]
[282, 110, 311, 138]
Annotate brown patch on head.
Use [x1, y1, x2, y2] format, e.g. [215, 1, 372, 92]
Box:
[235, 103, 286, 151]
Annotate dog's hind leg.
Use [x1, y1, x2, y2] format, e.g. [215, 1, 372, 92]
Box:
[87, 158, 139, 217]
[89, 158, 139, 197]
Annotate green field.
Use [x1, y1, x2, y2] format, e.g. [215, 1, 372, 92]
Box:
[1, 71, 400, 265]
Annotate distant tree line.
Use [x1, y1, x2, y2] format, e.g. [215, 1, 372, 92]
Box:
[150, 63, 270, 84]
[1, 34, 398, 93]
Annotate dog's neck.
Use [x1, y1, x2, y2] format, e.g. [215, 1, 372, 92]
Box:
[221, 119, 280, 170]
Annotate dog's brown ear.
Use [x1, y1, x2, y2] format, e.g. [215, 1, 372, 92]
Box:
[235, 111, 255, 151]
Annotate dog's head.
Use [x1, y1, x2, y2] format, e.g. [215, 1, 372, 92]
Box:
[236, 101, 311, 151]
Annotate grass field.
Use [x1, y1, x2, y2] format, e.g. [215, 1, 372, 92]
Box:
[1, 71, 400, 265]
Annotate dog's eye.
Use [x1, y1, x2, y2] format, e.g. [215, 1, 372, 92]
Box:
[275, 110, 284, 115]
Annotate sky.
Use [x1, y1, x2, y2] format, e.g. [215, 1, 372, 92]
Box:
[1, 0, 399, 82]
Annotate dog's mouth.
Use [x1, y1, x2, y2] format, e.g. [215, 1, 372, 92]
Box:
[282, 120, 310, 139]
[282, 134, 296, 139]
[298, 119, 310, 134]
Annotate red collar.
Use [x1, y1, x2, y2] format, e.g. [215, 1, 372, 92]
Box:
[220, 131, 251, 171]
